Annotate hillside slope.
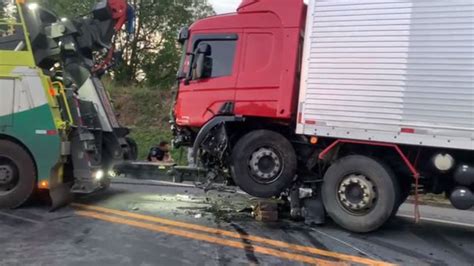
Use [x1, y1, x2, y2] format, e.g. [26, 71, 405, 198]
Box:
[107, 82, 180, 161]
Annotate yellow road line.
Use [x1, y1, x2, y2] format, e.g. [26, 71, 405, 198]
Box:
[76, 210, 344, 266]
[73, 203, 393, 266]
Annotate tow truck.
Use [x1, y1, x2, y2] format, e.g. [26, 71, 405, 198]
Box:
[172, 0, 474, 232]
[0, 0, 136, 209]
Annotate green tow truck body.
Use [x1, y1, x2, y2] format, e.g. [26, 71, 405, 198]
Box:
[0, 1, 135, 209]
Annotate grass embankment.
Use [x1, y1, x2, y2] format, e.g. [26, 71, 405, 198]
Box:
[106, 81, 186, 162]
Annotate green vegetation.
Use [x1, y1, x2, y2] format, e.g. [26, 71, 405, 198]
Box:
[36, 0, 215, 161]
[0, 1, 5, 18]
[105, 80, 178, 161]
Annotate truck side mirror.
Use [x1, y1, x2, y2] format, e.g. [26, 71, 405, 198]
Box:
[178, 27, 189, 44]
[192, 43, 213, 80]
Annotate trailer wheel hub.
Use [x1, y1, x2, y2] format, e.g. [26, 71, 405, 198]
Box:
[249, 148, 282, 184]
[338, 174, 377, 214]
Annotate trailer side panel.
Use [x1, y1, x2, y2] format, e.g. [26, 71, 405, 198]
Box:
[297, 0, 474, 150]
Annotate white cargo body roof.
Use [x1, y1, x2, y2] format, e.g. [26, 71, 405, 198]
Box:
[297, 0, 474, 150]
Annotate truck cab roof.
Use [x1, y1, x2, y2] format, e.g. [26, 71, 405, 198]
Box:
[189, 0, 306, 32]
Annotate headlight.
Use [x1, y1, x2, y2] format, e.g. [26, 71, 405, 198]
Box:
[108, 170, 117, 178]
[95, 170, 104, 181]
[28, 3, 39, 10]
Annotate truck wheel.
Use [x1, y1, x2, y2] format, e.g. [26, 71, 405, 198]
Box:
[0, 140, 36, 209]
[231, 130, 296, 198]
[322, 155, 400, 233]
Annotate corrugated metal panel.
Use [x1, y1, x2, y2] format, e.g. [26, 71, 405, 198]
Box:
[298, 0, 474, 150]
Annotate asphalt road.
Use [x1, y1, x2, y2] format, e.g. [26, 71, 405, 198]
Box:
[0, 180, 473, 266]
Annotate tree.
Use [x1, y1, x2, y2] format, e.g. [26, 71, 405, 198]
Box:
[1, 1, 17, 32]
[115, 0, 215, 88]
[37, 0, 96, 18]
[1, 0, 16, 20]
[0, 1, 5, 19]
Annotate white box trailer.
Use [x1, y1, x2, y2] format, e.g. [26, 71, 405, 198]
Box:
[297, 0, 474, 150]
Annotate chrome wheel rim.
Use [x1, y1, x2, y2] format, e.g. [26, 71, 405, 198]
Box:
[337, 174, 377, 215]
[248, 147, 283, 184]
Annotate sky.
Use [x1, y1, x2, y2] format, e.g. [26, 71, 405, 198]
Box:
[209, 0, 241, 14]
[209, 0, 310, 14]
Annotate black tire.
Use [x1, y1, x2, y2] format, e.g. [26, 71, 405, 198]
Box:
[322, 155, 401, 233]
[124, 137, 138, 161]
[231, 130, 296, 198]
[0, 140, 36, 209]
[392, 176, 412, 217]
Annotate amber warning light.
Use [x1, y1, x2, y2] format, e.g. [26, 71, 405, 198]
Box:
[39, 181, 49, 189]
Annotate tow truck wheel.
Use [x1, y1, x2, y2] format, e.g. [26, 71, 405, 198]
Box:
[0, 140, 36, 209]
[322, 155, 400, 233]
[231, 130, 296, 198]
[125, 137, 138, 161]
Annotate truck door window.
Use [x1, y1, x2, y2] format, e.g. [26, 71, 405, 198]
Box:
[194, 39, 237, 78]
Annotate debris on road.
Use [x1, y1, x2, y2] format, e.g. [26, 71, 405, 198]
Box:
[252, 200, 279, 222]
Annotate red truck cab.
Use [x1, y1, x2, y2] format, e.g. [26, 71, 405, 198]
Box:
[174, 0, 306, 128]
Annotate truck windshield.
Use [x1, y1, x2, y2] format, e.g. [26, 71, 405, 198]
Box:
[176, 40, 188, 80]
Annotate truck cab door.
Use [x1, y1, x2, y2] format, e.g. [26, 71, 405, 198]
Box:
[175, 33, 241, 127]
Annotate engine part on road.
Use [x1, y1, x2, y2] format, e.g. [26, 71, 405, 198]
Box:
[289, 185, 302, 218]
[253, 200, 279, 222]
[302, 197, 326, 226]
[298, 187, 313, 199]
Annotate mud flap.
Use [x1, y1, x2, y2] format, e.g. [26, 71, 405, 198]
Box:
[48, 163, 73, 211]
[49, 183, 73, 211]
